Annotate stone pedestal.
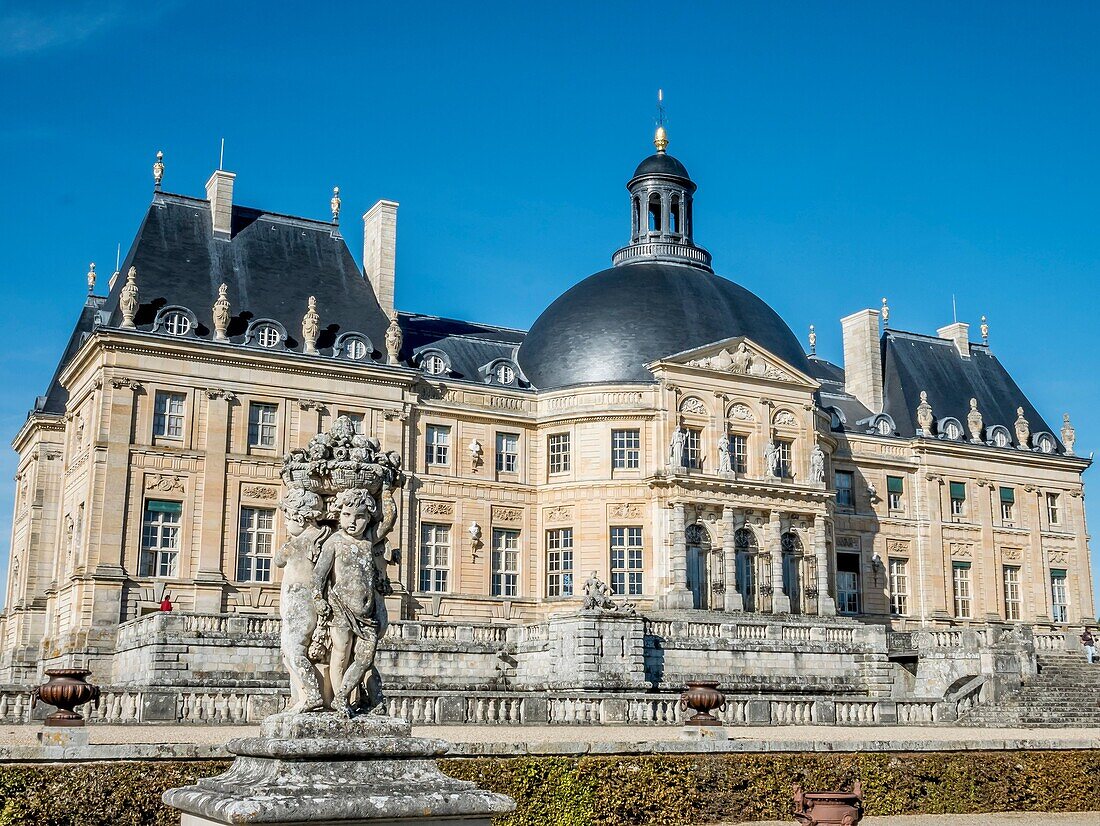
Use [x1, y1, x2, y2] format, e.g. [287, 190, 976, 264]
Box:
[163, 712, 514, 825]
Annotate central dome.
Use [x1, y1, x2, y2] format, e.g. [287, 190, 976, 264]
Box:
[517, 261, 810, 390]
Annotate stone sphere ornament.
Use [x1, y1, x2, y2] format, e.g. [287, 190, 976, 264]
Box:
[31, 668, 101, 727]
[679, 680, 726, 726]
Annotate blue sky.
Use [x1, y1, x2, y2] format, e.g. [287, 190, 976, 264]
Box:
[1, 1, 1097, 612]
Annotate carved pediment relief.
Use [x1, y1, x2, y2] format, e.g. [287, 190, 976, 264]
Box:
[654, 336, 818, 389]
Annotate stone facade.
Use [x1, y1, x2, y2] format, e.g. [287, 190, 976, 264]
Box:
[0, 139, 1094, 701]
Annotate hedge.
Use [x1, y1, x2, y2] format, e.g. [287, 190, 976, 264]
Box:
[0, 751, 1097, 825]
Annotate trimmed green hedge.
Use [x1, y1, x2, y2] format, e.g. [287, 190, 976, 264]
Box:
[0, 751, 1097, 825]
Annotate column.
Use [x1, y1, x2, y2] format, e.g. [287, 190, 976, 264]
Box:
[769, 510, 791, 613]
[813, 515, 837, 616]
[193, 390, 234, 610]
[663, 502, 693, 609]
[723, 506, 743, 612]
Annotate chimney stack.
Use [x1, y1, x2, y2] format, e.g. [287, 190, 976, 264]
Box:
[937, 322, 971, 357]
[840, 308, 884, 413]
[206, 169, 236, 240]
[363, 200, 398, 316]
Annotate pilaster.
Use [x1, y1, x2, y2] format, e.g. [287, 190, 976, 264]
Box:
[194, 389, 235, 608]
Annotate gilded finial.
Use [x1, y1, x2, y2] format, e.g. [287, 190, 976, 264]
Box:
[808, 324, 817, 355]
[654, 88, 669, 153]
[119, 266, 139, 329]
[330, 186, 341, 224]
[980, 315, 989, 344]
[881, 297, 890, 328]
[86, 262, 96, 294]
[152, 150, 165, 190]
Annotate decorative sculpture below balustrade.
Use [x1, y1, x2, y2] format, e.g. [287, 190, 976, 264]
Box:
[278, 415, 406, 717]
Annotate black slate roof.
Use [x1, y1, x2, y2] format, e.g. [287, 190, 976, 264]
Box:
[100, 193, 391, 357]
[882, 330, 1059, 444]
[400, 313, 529, 388]
[36, 298, 105, 415]
[518, 261, 811, 391]
[632, 152, 691, 181]
[806, 355, 874, 429]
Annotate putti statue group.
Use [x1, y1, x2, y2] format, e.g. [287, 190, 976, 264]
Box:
[277, 416, 405, 717]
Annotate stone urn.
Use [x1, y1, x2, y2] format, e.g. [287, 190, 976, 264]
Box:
[793, 781, 864, 826]
[31, 668, 100, 727]
[680, 680, 726, 726]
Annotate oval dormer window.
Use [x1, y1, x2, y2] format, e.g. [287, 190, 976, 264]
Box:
[944, 421, 963, 441]
[256, 324, 281, 348]
[163, 311, 192, 337]
[992, 428, 1011, 448]
[1037, 434, 1055, 454]
[495, 364, 515, 385]
[346, 338, 367, 360]
[876, 418, 892, 436]
[423, 354, 447, 375]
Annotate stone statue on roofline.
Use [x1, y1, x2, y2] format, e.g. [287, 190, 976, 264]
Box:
[277, 415, 406, 717]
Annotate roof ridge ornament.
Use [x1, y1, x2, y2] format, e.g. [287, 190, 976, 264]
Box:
[331, 187, 341, 224]
[808, 324, 817, 355]
[86, 262, 96, 295]
[385, 310, 403, 366]
[153, 150, 165, 190]
[967, 398, 984, 444]
[654, 88, 668, 153]
[980, 314, 989, 344]
[916, 390, 934, 436]
[881, 297, 890, 328]
[119, 266, 139, 329]
[212, 283, 231, 342]
[302, 296, 320, 355]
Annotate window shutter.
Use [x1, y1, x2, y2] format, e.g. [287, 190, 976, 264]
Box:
[949, 482, 966, 500]
[1000, 487, 1015, 504]
[147, 500, 182, 514]
[887, 476, 904, 494]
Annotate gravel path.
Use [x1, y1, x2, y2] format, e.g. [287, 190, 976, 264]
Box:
[730, 815, 1098, 826]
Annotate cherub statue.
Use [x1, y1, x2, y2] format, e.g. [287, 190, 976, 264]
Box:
[275, 487, 330, 713]
[315, 488, 386, 717]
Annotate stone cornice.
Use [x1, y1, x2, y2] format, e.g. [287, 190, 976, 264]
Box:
[11, 413, 65, 454]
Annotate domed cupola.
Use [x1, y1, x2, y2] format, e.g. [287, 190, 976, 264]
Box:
[613, 122, 712, 271]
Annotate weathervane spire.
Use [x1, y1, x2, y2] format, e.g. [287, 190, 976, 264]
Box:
[654, 88, 669, 153]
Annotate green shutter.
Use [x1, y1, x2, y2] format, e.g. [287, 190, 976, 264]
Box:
[887, 476, 904, 494]
[146, 500, 183, 514]
[1000, 487, 1015, 504]
[949, 482, 966, 500]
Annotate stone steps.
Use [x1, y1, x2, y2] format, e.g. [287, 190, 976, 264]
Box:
[958, 654, 1100, 727]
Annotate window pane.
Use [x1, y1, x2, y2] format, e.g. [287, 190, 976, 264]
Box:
[549, 434, 571, 474]
[419, 523, 451, 593]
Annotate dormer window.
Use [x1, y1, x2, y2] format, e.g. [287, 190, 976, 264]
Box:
[164, 311, 191, 336]
[1036, 433, 1056, 454]
[423, 353, 448, 376]
[256, 324, 280, 348]
[872, 415, 895, 436]
[495, 364, 515, 385]
[940, 418, 964, 441]
[829, 408, 844, 431]
[989, 426, 1012, 449]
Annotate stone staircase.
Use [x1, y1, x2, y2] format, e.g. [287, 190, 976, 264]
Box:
[959, 653, 1100, 727]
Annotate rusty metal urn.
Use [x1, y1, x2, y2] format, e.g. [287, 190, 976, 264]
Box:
[31, 668, 100, 727]
[792, 781, 864, 826]
[680, 680, 726, 726]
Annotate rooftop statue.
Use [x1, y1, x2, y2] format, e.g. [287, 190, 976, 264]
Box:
[278, 416, 406, 717]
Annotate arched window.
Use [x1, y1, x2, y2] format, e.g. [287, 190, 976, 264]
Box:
[423, 354, 447, 375]
[152, 305, 198, 338]
[1035, 433, 1056, 454]
[632, 196, 641, 238]
[648, 193, 662, 233]
[670, 194, 681, 234]
[256, 324, 280, 348]
[989, 425, 1012, 449]
[940, 418, 964, 441]
[244, 318, 288, 349]
[495, 363, 515, 385]
[164, 311, 191, 336]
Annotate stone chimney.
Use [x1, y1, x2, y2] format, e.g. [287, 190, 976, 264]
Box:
[937, 322, 970, 357]
[363, 200, 398, 316]
[840, 308, 883, 413]
[205, 169, 236, 240]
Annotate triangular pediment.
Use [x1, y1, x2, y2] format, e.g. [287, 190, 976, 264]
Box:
[650, 336, 818, 388]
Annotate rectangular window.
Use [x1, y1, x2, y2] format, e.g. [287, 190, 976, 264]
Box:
[836, 552, 861, 614]
[952, 562, 972, 619]
[546, 529, 574, 597]
[610, 526, 643, 596]
[949, 481, 967, 517]
[418, 523, 450, 593]
[611, 429, 641, 470]
[777, 440, 792, 478]
[153, 392, 186, 439]
[248, 402, 278, 448]
[888, 557, 909, 616]
[1047, 493, 1061, 526]
[490, 529, 520, 597]
[1003, 565, 1021, 621]
[1000, 486, 1015, 522]
[548, 433, 571, 474]
[496, 432, 519, 473]
[425, 425, 450, 466]
[684, 428, 702, 469]
[140, 500, 182, 578]
[887, 475, 904, 511]
[731, 434, 748, 474]
[237, 507, 275, 582]
[835, 471, 854, 507]
[339, 412, 366, 435]
[1051, 569, 1068, 623]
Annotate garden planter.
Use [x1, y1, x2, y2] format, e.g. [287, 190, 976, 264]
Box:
[680, 680, 726, 726]
[793, 781, 864, 825]
[31, 668, 100, 727]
